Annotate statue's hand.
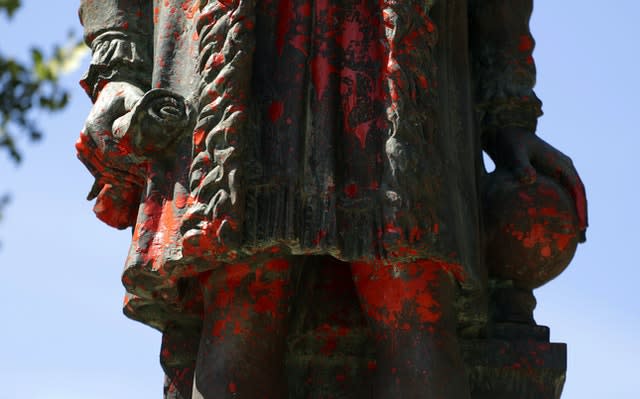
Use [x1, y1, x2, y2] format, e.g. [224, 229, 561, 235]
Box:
[486, 127, 588, 241]
[112, 88, 193, 155]
[76, 81, 146, 229]
[77, 81, 146, 182]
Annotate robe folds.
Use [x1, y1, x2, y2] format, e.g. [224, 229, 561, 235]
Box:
[78, 0, 542, 330]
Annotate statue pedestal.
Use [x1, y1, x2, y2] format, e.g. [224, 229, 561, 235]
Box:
[463, 326, 566, 399]
[286, 325, 566, 399]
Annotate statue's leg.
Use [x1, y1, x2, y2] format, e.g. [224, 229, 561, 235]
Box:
[351, 259, 471, 399]
[164, 367, 195, 399]
[192, 258, 294, 399]
[161, 323, 201, 399]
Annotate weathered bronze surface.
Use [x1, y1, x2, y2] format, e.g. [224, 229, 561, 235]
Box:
[76, 1, 587, 398]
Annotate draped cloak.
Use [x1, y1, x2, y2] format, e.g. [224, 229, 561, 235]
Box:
[78, 0, 542, 330]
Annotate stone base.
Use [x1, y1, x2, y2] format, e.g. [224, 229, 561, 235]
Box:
[286, 324, 566, 399]
[464, 338, 566, 399]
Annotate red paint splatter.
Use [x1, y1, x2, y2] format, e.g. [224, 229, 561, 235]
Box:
[518, 35, 534, 52]
[321, 336, 338, 355]
[174, 189, 188, 209]
[276, 0, 293, 54]
[265, 258, 290, 272]
[351, 260, 459, 327]
[212, 53, 225, 68]
[297, 3, 311, 17]
[289, 34, 309, 55]
[311, 55, 334, 100]
[182, 0, 199, 19]
[312, 229, 327, 245]
[247, 260, 290, 317]
[344, 183, 359, 198]
[211, 319, 227, 337]
[268, 100, 284, 122]
[193, 128, 206, 147]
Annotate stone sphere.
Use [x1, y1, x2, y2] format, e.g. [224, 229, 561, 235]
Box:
[483, 170, 579, 289]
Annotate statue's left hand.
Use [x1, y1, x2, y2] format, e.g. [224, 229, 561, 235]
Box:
[487, 127, 588, 241]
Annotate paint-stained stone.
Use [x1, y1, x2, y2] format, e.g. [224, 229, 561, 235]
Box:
[77, 1, 586, 398]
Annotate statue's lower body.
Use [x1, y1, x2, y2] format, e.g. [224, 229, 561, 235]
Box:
[160, 255, 470, 399]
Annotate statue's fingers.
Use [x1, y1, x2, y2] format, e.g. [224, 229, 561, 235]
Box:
[506, 143, 537, 184]
[122, 88, 145, 112]
[83, 87, 137, 151]
[514, 162, 537, 184]
[100, 164, 147, 186]
[574, 178, 588, 242]
[560, 164, 588, 240]
[76, 131, 103, 175]
[77, 140, 146, 187]
[534, 149, 588, 241]
[87, 179, 104, 201]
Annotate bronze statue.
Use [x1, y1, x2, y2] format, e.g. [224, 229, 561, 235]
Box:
[77, 1, 587, 398]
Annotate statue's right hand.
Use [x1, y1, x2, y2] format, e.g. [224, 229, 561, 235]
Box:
[76, 81, 146, 229]
[77, 81, 146, 182]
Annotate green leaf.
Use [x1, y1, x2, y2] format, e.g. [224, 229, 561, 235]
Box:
[0, 11, 83, 165]
[47, 40, 89, 77]
[0, 0, 21, 18]
[0, 192, 10, 224]
[29, 41, 89, 82]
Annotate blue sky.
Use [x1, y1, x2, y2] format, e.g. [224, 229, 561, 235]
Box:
[1, 2, 638, 398]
